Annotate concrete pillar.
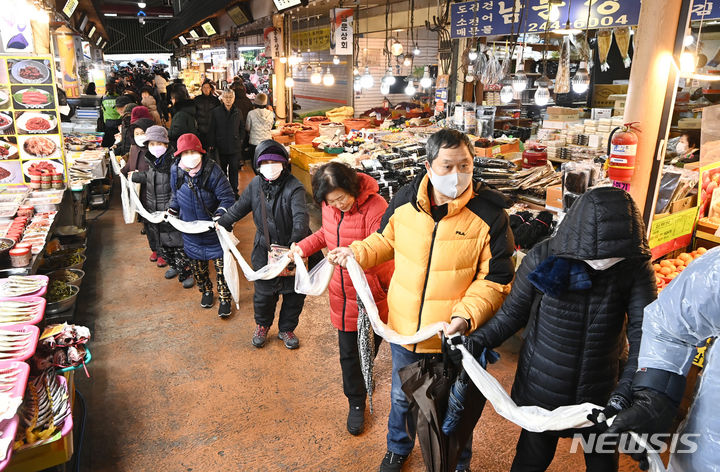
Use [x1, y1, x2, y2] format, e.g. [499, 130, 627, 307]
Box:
[624, 0, 691, 225]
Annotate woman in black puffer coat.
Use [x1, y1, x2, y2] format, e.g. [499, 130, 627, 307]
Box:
[217, 140, 321, 350]
[465, 186, 656, 472]
[131, 125, 194, 289]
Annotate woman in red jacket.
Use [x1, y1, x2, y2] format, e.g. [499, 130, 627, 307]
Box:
[290, 162, 393, 436]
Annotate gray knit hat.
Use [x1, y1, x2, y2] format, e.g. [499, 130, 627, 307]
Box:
[145, 125, 169, 144]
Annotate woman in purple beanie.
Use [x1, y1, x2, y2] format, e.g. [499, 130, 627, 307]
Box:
[217, 140, 320, 350]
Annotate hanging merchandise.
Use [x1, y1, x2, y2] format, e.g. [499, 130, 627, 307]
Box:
[614, 26, 631, 68]
[597, 29, 613, 72]
[607, 123, 639, 183]
[481, 46, 502, 86]
[555, 36, 571, 94]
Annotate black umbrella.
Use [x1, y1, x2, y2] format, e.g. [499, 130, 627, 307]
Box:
[398, 336, 487, 472]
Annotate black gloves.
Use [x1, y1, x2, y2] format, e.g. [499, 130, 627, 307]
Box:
[604, 387, 678, 436]
[587, 393, 631, 425]
[446, 335, 483, 367]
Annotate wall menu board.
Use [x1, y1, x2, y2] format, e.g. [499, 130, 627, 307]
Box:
[0, 56, 67, 187]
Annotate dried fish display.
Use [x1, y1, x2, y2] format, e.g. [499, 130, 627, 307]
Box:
[614, 26, 632, 68]
[597, 29, 613, 71]
[0, 299, 43, 325]
[555, 36, 571, 94]
[0, 276, 46, 298]
[16, 368, 70, 448]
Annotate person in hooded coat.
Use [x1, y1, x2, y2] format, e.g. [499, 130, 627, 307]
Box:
[463, 186, 657, 472]
[289, 162, 394, 436]
[131, 125, 194, 289]
[217, 140, 319, 350]
[598, 246, 719, 472]
[168, 133, 236, 318]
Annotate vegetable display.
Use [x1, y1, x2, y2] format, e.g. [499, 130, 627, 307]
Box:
[46, 280, 73, 303]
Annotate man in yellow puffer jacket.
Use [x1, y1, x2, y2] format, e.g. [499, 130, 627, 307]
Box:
[330, 129, 515, 472]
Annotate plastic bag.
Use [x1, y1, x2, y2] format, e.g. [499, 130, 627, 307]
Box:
[218, 228, 241, 308]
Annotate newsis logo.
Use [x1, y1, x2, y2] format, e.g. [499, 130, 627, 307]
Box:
[569, 433, 700, 455]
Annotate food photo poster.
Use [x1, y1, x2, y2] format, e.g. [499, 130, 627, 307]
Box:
[0, 56, 66, 186]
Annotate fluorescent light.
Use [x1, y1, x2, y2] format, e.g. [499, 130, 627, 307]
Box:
[104, 13, 117, 17]
[138, 2, 146, 8]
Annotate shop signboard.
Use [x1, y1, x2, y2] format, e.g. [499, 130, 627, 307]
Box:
[62, 0, 79, 18]
[330, 9, 353, 56]
[648, 206, 697, 260]
[450, 0, 720, 39]
[0, 56, 68, 187]
[264, 26, 284, 58]
[291, 28, 331, 52]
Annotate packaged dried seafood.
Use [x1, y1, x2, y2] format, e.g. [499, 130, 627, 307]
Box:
[555, 36, 571, 94]
[597, 29, 613, 71]
[614, 26, 632, 68]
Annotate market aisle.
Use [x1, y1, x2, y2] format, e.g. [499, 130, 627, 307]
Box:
[72, 166, 639, 472]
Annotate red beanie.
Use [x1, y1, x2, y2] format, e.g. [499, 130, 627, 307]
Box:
[130, 106, 152, 124]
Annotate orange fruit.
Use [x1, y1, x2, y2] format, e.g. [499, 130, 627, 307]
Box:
[668, 272, 678, 279]
[660, 260, 674, 268]
[697, 247, 707, 255]
[679, 253, 692, 263]
[691, 251, 698, 257]
[674, 259, 685, 267]
[660, 267, 672, 276]
[676, 265, 685, 272]
[653, 264, 661, 272]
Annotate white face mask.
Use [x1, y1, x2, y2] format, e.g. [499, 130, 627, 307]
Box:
[148, 144, 167, 158]
[676, 142, 688, 154]
[427, 169, 472, 199]
[585, 257, 624, 270]
[134, 135, 148, 147]
[180, 152, 202, 169]
[260, 162, 284, 181]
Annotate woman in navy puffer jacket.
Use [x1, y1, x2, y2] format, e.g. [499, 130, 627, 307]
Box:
[168, 133, 236, 318]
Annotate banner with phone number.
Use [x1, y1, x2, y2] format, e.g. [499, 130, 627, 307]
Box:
[450, 0, 720, 39]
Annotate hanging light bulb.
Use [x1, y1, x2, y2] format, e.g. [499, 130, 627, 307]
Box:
[391, 38, 404, 56]
[684, 35, 695, 47]
[333, 56, 340, 65]
[534, 76, 552, 106]
[403, 54, 412, 67]
[465, 64, 475, 83]
[680, 51, 696, 75]
[383, 67, 396, 85]
[353, 66, 359, 76]
[310, 66, 322, 84]
[285, 76, 295, 88]
[512, 72, 527, 92]
[571, 62, 590, 93]
[380, 81, 390, 95]
[405, 79, 416, 96]
[279, 56, 288, 64]
[360, 67, 374, 89]
[305, 63, 313, 73]
[500, 83, 514, 103]
[413, 45, 421, 56]
[354, 77, 362, 92]
[468, 48, 478, 61]
[323, 67, 335, 86]
[420, 66, 432, 89]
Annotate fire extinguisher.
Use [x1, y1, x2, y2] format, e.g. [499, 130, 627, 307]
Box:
[606, 122, 639, 183]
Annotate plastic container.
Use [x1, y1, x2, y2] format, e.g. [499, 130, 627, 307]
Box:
[0, 325, 39, 361]
[16, 206, 33, 218]
[8, 248, 30, 268]
[0, 296, 45, 327]
[51, 180, 63, 190]
[0, 275, 48, 298]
